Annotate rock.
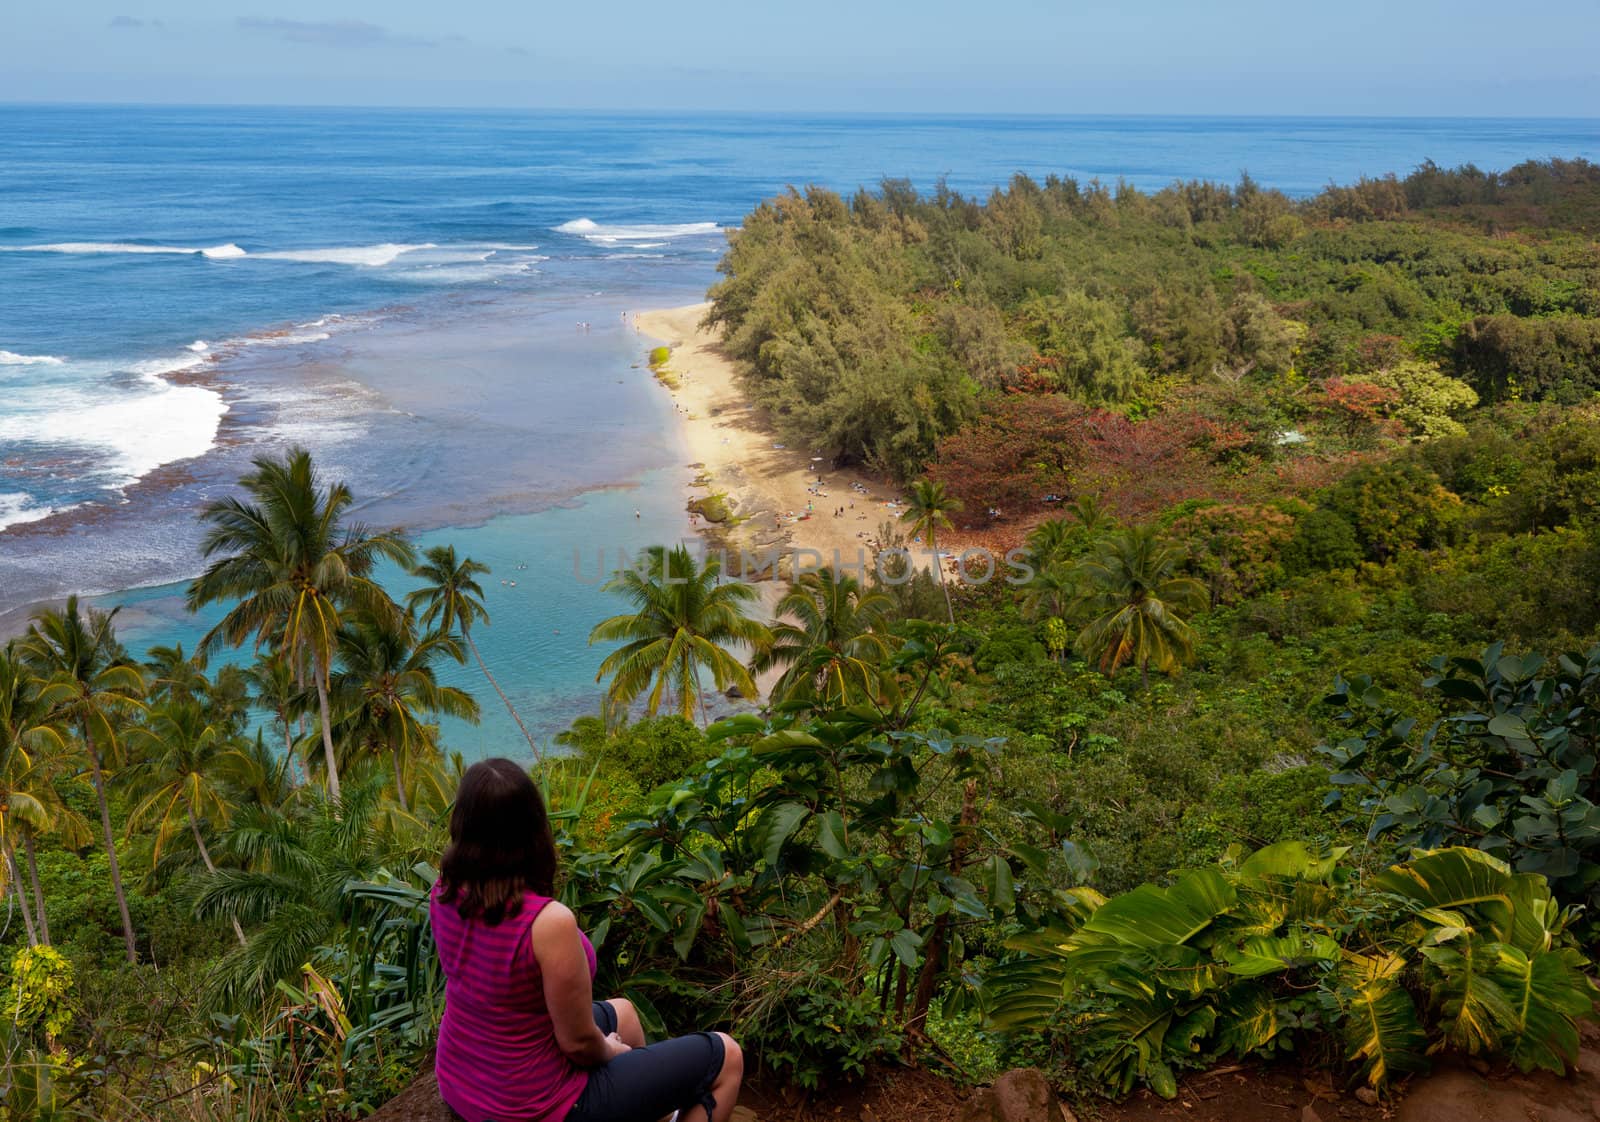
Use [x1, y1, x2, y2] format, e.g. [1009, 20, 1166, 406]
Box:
[1301, 1106, 1326, 1122]
[1354, 1086, 1379, 1105]
[364, 1071, 460, 1122]
[1394, 1062, 1600, 1122]
[959, 1068, 1075, 1122]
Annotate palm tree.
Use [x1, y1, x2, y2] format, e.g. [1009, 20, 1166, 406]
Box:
[187, 447, 415, 802]
[0, 644, 71, 946]
[125, 700, 250, 944]
[1070, 525, 1207, 688]
[22, 597, 146, 963]
[1024, 518, 1078, 572]
[241, 652, 307, 786]
[194, 781, 392, 1008]
[1020, 564, 1077, 623]
[406, 545, 537, 758]
[1067, 494, 1114, 536]
[900, 480, 963, 624]
[754, 567, 898, 709]
[330, 609, 479, 812]
[589, 545, 770, 723]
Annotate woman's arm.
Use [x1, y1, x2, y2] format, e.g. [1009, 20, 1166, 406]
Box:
[530, 901, 630, 1067]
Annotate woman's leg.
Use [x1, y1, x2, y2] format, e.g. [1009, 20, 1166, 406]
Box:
[605, 997, 647, 1048]
[683, 1034, 743, 1122]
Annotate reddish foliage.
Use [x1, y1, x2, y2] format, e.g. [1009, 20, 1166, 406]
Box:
[1074, 410, 1250, 519]
[929, 396, 1265, 524]
[1314, 377, 1402, 442]
[927, 395, 1091, 518]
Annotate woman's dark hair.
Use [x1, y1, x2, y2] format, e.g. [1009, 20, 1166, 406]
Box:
[438, 758, 557, 925]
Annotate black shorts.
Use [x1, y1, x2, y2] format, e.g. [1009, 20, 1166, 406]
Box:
[565, 1002, 726, 1122]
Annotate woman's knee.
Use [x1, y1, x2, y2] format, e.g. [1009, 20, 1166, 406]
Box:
[714, 1033, 743, 1078]
[609, 998, 644, 1044]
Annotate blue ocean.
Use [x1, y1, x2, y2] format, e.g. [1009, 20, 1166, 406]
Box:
[2, 106, 1595, 748]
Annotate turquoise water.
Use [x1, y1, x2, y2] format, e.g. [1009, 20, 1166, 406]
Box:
[103, 474, 693, 750]
[3, 106, 1597, 750]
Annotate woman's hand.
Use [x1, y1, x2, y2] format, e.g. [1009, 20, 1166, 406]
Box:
[604, 1032, 632, 1061]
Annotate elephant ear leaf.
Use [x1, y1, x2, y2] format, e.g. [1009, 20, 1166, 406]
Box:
[1341, 955, 1428, 1088]
[1420, 938, 1515, 1055]
[1216, 983, 1287, 1055]
[1080, 868, 1235, 948]
[1489, 946, 1594, 1074]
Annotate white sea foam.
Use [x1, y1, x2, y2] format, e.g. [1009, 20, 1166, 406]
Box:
[0, 349, 66, 365]
[603, 253, 667, 260]
[186, 340, 210, 353]
[245, 330, 332, 347]
[554, 218, 720, 245]
[130, 352, 209, 377]
[3, 241, 246, 258]
[257, 243, 435, 267]
[0, 364, 227, 485]
[385, 260, 541, 285]
[0, 493, 68, 532]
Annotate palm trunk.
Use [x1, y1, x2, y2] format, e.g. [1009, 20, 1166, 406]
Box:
[283, 720, 301, 789]
[931, 535, 955, 625]
[5, 842, 38, 946]
[1141, 657, 1150, 690]
[467, 632, 540, 762]
[391, 748, 411, 813]
[85, 726, 138, 964]
[314, 658, 342, 802]
[22, 832, 49, 945]
[187, 805, 246, 946]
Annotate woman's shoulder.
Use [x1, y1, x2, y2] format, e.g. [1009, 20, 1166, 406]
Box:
[528, 896, 574, 931]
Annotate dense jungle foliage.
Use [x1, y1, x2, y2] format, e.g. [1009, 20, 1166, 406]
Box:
[5, 159, 1600, 1120]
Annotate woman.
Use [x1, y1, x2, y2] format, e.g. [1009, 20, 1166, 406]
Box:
[431, 758, 743, 1122]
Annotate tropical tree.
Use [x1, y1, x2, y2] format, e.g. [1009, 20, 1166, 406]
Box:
[900, 479, 963, 623]
[1024, 518, 1077, 572]
[125, 700, 250, 944]
[187, 447, 415, 802]
[194, 781, 397, 1008]
[406, 545, 538, 758]
[754, 567, 897, 708]
[1070, 525, 1207, 688]
[242, 652, 307, 786]
[0, 644, 71, 946]
[1020, 564, 1077, 623]
[22, 597, 146, 963]
[330, 609, 479, 812]
[589, 545, 770, 723]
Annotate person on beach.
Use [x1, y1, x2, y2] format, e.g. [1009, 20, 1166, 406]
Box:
[431, 760, 743, 1122]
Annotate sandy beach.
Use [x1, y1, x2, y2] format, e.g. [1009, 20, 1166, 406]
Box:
[632, 303, 909, 580]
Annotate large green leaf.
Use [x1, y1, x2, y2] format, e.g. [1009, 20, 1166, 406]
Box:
[750, 801, 811, 866]
[1421, 937, 1515, 1055]
[1341, 963, 1428, 1088]
[1489, 945, 1594, 1074]
[1077, 868, 1235, 949]
[1238, 840, 1346, 882]
[1215, 983, 1287, 1055]
[1220, 933, 1341, 978]
[1376, 847, 1518, 940]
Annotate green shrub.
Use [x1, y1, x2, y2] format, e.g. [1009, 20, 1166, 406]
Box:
[648, 345, 671, 367]
[985, 843, 1596, 1099]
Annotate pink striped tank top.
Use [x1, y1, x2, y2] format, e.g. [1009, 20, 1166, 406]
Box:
[430, 883, 598, 1122]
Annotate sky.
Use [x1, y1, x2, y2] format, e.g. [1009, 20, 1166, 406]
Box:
[3, 1, 1599, 116]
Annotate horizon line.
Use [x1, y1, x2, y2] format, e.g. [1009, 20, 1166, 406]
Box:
[3, 99, 1599, 123]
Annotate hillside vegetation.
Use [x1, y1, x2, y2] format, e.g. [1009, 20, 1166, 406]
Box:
[4, 160, 1600, 1120]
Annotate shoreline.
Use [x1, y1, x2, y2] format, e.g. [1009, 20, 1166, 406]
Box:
[631, 303, 908, 579]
